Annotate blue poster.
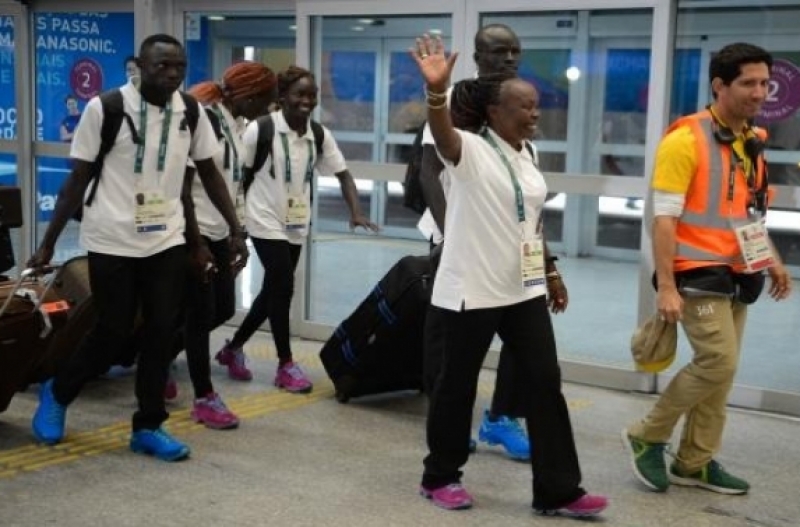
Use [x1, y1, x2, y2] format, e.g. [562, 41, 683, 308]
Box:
[0, 12, 134, 220]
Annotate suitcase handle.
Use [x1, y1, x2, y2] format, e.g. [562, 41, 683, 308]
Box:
[0, 264, 60, 319]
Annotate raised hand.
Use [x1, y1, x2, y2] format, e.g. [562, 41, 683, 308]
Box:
[409, 34, 458, 91]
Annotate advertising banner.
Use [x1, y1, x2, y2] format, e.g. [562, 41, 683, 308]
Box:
[0, 12, 134, 220]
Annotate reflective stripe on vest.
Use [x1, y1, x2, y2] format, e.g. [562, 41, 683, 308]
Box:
[669, 111, 766, 271]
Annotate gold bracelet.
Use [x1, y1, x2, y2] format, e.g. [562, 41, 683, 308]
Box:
[426, 88, 447, 99]
[546, 271, 561, 281]
[427, 99, 448, 110]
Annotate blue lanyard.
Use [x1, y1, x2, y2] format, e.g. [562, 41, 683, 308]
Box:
[134, 96, 172, 174]
[280, 132, 315, 185]
[211, 103, 241, 182]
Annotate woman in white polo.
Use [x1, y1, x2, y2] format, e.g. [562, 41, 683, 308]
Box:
[411, 36, 607, 518]
[218, 66, 377, 393]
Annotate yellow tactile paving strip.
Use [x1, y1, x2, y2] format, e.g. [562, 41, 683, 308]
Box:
[0, 340, 593, 480]
[0, 385, 335, 480]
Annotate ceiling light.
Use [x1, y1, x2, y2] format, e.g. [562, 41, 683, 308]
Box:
[428, 29, 442, 35]
[358, 18, 375, 24]
[289, 24, 297, 31]
[207, 15, 225, 21]
[351, 26, 365, 31]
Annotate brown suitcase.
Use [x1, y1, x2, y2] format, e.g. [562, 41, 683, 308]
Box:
[0, 269, 67, 412]
[31, 256, 95, 383]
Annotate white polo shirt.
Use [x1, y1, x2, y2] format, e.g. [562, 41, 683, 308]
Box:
[71, 79, 220, 257]
[432, 128, 548, 311]
[242, 110, 347, 244]
[416, 83, 537, 245]
[191, 103, 246, 241]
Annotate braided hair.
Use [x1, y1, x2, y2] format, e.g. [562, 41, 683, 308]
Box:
[449, 71, 516, 133]
[189, 61, 277, 105]
[278, 66, 316, 99]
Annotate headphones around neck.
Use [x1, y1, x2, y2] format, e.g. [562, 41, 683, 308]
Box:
[706, 105, 764, 160]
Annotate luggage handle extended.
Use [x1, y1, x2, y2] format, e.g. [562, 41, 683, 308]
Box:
[0, 265, 61, 337]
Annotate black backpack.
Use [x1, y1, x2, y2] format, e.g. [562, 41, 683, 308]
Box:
[402, 125, 427, 215]
[241, 114, 325, 194]
[70, 88, 200, 221]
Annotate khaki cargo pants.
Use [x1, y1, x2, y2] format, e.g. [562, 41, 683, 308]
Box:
[629, 295, 747, 472]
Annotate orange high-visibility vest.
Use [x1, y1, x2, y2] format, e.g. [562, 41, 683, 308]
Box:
[668, 110, 769, 273]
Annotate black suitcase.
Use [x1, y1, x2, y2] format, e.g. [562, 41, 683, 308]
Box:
[320, 254, 432, 403]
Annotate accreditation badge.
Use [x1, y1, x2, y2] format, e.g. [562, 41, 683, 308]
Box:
[134, 189, 169, 233]
[235, 186, 247, 227]
[731, 218, 776, 272]
[285, 194, 310, 231]
[520, 220, 545, 288]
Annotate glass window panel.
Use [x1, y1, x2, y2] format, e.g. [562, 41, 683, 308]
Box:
[521, 49, 571, 142]
[35, 155, 83, 261]
[309, 13, 452, 323]
[185, 15, 296, 87]
[320, 50, 376, 132]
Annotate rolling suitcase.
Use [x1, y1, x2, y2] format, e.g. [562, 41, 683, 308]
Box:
[320, 254, 432, 403]
[30, 256, 95, 383]
[0, 268, 68, 412]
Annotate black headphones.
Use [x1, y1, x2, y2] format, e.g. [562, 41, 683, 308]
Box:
[707, 105, 764, 160]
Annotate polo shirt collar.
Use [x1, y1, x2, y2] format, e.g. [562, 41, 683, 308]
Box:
[272, 109, 315, 142]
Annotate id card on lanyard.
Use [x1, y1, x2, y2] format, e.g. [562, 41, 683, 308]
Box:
[280, 132, 315, 232]
[133, 97, 171, 233]
[483, 132, 544, 288]
[727, 151, 775, 272]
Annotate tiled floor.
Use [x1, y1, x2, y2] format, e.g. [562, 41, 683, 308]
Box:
[1, 327, 799, 527]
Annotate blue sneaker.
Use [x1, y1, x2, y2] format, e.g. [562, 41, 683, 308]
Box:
[32, 379, 67, 445]
[129, 428, 190, 462]
[478, 410, 530, 461]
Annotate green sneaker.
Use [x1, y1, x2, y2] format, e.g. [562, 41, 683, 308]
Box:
[669, 460, 749, 495]
[621, 428, 669, 492]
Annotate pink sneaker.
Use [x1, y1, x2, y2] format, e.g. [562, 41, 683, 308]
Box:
[420, 483, 474, 510]
[274, 361, 313, 393]
[215, 341, 253, 381]
[190, 393, 239, 430]
[535, 493, 608, 517]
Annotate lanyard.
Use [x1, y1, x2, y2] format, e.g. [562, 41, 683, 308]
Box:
[134, 96, 172, 174]
[211, 103, 241, 182]
[728, 149, 765, 215]
[279, 132, 315, 185]
[483, 131, 526, 223]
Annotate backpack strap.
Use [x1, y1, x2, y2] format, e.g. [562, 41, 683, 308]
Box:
[242, 114, 275, 194]
[85, 89, 126, 208]
[179, 91, 200, 136]
[243, 116, 325, 192]
[204, 107, 230, 169]
[310, 120, 325, 158]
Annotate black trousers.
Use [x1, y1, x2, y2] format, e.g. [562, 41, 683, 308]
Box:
[182, 237, 236, 398]
[424, 240, 524, 418]
[421, 296, 585, 510]
[231, 238, 302, 361]
[423, 309, 526, 417]
[52, 246, 187, 431]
